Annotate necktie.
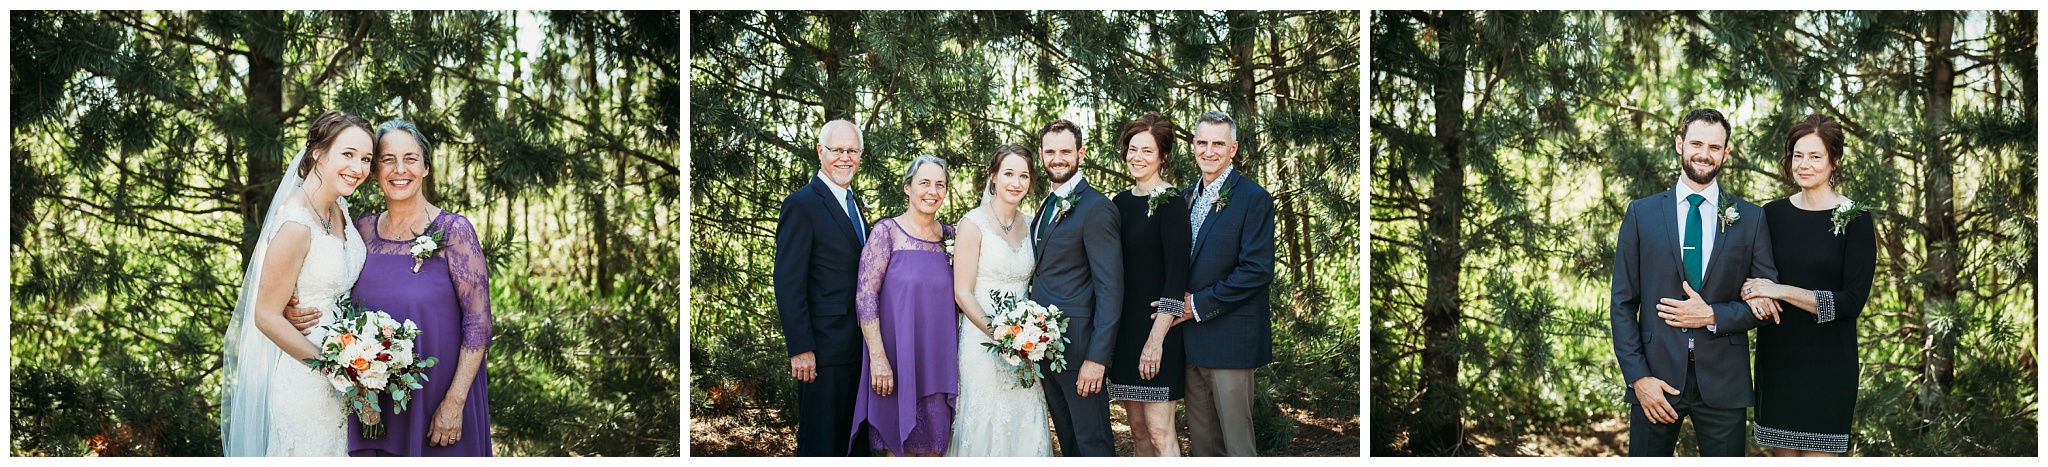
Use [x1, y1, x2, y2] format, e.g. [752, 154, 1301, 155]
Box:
[846, 194, 866, 244]
[1035, 193, 1061, 251]
[1684, 193, 1704, 348]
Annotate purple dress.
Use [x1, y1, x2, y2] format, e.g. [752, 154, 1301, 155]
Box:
[848, 217, 958, 456]
[347, 210, 494, 457]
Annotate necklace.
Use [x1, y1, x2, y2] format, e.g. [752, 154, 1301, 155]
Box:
[384, 210, 433, 239]
[994, 210, 1017, 234]
[308, 197, 336, 236]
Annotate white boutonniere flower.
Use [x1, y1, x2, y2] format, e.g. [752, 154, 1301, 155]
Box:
[1052, 197, 1075, 223]
[408, 225, 449, 273]
[1718, 193, 1740, 233]
[1145, 187, 1181, 217]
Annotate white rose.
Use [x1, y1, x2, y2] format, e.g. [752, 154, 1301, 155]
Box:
[1839, 199, 1854, 210]
[1002, 352, 1022, 367]
[388, 340, 415, 368]
[359, 361, 390, 390]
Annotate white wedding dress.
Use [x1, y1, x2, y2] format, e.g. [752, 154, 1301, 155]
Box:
[263, 203, 365, 456]
[947, 207, 1055, 457]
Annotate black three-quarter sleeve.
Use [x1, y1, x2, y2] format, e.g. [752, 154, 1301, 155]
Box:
[1820, 210, 1877, 323]
[1156, 195, 1193, 316]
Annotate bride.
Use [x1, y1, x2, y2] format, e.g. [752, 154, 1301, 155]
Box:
[947, 144, 1055, 456]
[220, 110, 377, 456]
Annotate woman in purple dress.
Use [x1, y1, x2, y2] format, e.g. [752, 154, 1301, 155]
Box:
[347, 120, 494, 456]
[849, 155, 958, 456]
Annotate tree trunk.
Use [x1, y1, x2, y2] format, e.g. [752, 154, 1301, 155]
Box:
[1226, 10, 1259, 168]
[242, 10, 286, 266]
[1415, 10, 1470, 454]
[1914, 11, 1960, 433]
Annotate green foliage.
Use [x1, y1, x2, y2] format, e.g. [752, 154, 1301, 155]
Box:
[10, 10, 679, 456]
[1373, 10, 2036, 456]
[690, 10, 1358, 454]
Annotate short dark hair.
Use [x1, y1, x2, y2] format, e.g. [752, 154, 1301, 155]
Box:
[1677, 108, 1733, 145]
[297, 110, 375, 178]
[1038, 119, 1085, 150]
[1781, 113, 1847, 185]
[1120, 113, 1178, 181]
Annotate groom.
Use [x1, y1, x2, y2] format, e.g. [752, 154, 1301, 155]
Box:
[1030, 119, 1123, 456]
[1610, 108, 1779, 456]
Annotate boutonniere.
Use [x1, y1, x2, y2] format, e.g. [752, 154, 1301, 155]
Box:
[1212, 182, 1234, 213]
[408, 225, 449, 273]
[1717, 193, 1740, 233]
[1052, 197, 1076, 223]
[1829, 199, 1874, 236]
[1145, 187, 1181, 217]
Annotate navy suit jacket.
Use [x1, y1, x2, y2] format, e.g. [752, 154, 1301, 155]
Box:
[775, 176, 870, 366]
[1182, 170, 1276, 369]
[1610, 188, 1778, 408]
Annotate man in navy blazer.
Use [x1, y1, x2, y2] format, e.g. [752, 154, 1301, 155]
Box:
[774, 119, 871, 456]
[1172, 111, 1275, 456]
[1610, 108, 1780, 456]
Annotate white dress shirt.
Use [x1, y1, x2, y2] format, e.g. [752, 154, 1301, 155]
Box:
[818, 172, 859, 223]
[1674, 178, 1722, 337]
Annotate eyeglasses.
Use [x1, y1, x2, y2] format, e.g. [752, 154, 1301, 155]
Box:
[824, 146, 863, 157]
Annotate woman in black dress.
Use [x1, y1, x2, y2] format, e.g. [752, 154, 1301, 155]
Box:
[1107, 113, 1192, 457]
[1742, 113, 1876, 456]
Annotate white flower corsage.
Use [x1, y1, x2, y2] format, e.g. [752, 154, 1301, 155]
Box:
[1052, 197, 1076, 223]
[1717, 193, 1740, 233]
[408, 225, 449, 273]
[1145, 187, 1181, 217]
[1829, 198, 1874, 236]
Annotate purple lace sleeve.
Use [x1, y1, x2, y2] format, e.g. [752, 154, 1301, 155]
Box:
[854, 218, 895, 324]
[441, 214, 494, 351]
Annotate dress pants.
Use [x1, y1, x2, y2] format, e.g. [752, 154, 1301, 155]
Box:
[1628, 360, 1747, 457]
[1186, 364, 1256, 456]
[794, 362, 869, 456]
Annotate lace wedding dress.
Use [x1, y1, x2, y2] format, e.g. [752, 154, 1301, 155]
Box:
[947, 207, 1055, 456]
[264, 203, 365, 456]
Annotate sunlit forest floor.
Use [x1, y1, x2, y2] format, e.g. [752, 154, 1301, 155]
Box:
[689, 403, 1359, 456]
[1384, 417, 1790, 456]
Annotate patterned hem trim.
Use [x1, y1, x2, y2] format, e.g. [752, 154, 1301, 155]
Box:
[1108, 383, 1173, 402]
[1157, 298, 1186, 317]
[1754, 423, 1849, 453]
[1816, 290, 1838, 323]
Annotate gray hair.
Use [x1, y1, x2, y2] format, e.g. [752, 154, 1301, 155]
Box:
[375, 119, 432, 160]
[1196, 111, 1237, 142]
[899, 155, 948, 187]
[817, 119, 864, 150]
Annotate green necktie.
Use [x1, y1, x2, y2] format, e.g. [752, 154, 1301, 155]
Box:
[1684, 194, 1705, 290]
[1035, 193, 1061, 251]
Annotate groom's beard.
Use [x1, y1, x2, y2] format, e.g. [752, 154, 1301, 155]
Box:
[1683, 156, 1722, 186]
[1047, 165, 1076, 184]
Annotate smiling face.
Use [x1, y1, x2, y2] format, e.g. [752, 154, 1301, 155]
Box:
[1192, 121, 1237, 178]
[315, 126, 375, 197]
[1124, 131, 1163, 183]
[991, 152, 1032, 206]
[816, 123, 861, 187]
[1674, 119, 1729, 186]
[1039, 130, 1081, 185]
[375, 131, 430, 202]
[903, 162, 948, 217]
[1788, 133, 1834, 190]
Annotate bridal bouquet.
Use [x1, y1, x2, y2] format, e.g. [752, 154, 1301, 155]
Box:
[301, 298, 440, 438]
[981, 290, 1069, 388]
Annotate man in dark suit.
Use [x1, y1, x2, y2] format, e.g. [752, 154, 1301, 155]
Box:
[774, 119, 871, 456]
[1611, 108, 1782, 456]
[1029, 118, 1123, 456]
[1171, 111, 1274, 456]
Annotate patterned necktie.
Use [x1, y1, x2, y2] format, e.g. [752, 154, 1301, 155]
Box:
[846, 194, 865, 244]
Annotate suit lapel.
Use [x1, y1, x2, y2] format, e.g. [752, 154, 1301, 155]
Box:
[1704, 195, 1741, 288]
[1191, 172, 1237, 262]
[1641, 189, 1679, 268]
[810, 178, 862, 245]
